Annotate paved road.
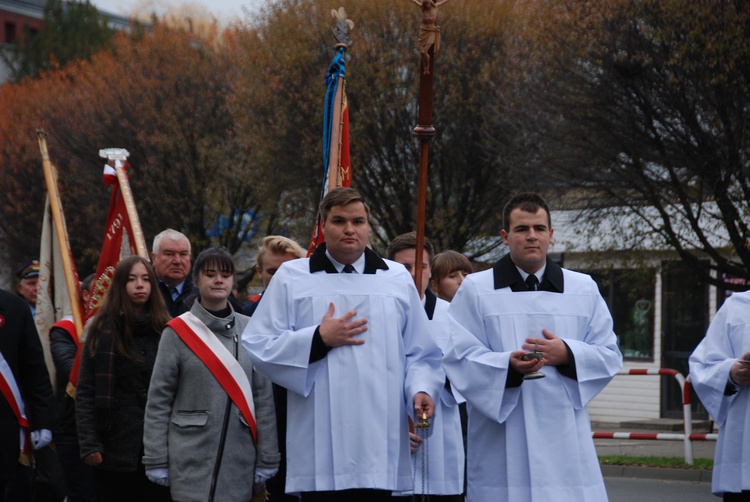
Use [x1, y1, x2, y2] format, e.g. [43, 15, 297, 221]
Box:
[605, 476, 715, 501]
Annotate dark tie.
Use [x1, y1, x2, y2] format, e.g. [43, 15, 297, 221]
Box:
[169, 286, 179, 301]
[342, 264, 355, 274]
[525, 274, 539, 291]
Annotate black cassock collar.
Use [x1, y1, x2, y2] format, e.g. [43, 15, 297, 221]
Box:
[309, 243, 389, 275]
[424, 288, 437, 320]
[492, 254, 564, 293]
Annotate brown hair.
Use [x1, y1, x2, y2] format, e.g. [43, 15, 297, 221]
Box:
[192, 246, 235, 283]
[319, 187, 371, 222]
[502, 192, 551, 232]
[88, 256, 171, 360]
[431, 250, 473, 281]
[385, 231, 435, 261]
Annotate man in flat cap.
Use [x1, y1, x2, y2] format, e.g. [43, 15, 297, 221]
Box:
[16, 259, 40, 316]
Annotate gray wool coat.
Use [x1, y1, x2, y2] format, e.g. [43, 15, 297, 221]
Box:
[142, 301, 280, 502]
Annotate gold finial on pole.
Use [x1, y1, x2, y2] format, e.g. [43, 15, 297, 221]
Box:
[98, 148, 149, 260]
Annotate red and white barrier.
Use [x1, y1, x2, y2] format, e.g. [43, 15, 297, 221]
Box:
[593, 431, 718, 441]
[592, 369, 715, 465]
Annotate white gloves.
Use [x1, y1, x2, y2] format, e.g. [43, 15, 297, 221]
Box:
[30, 429, 52, 450]
[254, 466, 278, 484]
[146, 467, 170, 486]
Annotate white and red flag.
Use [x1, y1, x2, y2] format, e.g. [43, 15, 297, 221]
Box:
[36, 195, 82, 391]
[87, 163, 139, 319]
[36, 132, 85, 392]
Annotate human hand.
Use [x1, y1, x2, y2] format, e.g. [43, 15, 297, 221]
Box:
[83, 452, 103, 466]
[30, 429, 52, 450]
[524, 329, 569, 366]
[319, 302, 367, 348]
[254, 466, 278, 484]
[509, 350, 545, 374]
[145, 467, 169, 486]
[413, 391, 434, 420]
[730, 352, 750, 386]
[409, 431, 422, 453]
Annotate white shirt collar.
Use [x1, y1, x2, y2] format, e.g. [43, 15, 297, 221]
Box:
[160, 279, 185, 295]
[516, 264, 546, 284]
[325, 250, 366, 274]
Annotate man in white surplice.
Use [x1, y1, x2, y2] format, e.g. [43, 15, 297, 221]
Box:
[443, 192, 623, 502]
[690, 290, 750, 500]
[242, 188, 443, 502]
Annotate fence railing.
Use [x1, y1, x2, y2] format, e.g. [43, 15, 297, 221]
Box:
[591, 369, 717, 465]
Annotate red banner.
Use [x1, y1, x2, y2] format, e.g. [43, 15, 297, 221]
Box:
[87, 164, 138, 319]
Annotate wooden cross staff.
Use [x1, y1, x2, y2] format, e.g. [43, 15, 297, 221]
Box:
[412, 0, 452, 294]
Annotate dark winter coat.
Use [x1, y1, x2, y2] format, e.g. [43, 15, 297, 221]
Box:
[75, 315, 162, 472]
[0, 289, 55, 480]
[49, 326, 78, 444]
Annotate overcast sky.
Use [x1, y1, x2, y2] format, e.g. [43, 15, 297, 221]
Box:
[89, 0, 263, 23]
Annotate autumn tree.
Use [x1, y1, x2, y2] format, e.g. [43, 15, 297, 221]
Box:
[1, 0, 115, 81]
[0, 23, 268, 276]
[2, 0, 544, 283]
[231, 0, 521, 258]
[493, 0, 750, 286]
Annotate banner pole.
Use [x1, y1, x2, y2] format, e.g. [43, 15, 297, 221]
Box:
[36, 130, 84, 337]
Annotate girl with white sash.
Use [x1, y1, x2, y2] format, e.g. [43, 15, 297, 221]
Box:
[143, 247, 279, 502]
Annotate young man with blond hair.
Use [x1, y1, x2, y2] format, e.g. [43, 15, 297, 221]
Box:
[243, 235, 306, 316]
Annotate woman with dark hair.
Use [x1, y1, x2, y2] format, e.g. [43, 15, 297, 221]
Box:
[75, 256, 172, 502]
[143, 247, 279, 502]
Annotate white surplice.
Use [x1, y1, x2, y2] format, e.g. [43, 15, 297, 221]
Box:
[394, 292, 465, 497]
[242, 248, 443, 494]
[443, 258, 622, 502]
[689, 290, 750, 496]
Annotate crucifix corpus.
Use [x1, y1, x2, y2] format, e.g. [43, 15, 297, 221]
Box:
[411, 0, 452, 295]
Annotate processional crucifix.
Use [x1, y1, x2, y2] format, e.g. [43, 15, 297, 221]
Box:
[410, 1, 453, 500]
[411, 0, 452, 297]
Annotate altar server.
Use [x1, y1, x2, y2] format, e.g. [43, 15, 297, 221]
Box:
[386, 231, 465, 501]
[690, 290, 750, 500]
[243, 188, 443, 501]
[444, 192, 623, 501]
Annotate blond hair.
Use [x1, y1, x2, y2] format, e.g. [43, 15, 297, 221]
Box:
[256, 235, 306, 269]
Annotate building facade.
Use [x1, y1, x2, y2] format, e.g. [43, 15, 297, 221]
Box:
[0, 0, 43, 81]
[0, 0, 130, 82]
[550, 208, 749, 424]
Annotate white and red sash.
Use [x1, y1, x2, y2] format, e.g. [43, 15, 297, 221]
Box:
[0, 352, 32, 466]
[50, 316, 83, 398]
[53, 317, 77, 344]
[168, 313, 257, 443]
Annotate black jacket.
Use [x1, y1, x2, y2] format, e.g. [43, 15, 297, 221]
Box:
[75, 316, 161, 472]
[49, 326, 79, 444]
[0, 289, 55, 480]
[157, 276, 194, 317]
